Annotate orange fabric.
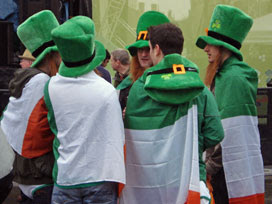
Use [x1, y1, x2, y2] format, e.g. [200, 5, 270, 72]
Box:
[118, 145, 126, 196]
[206, 176, 215, 204]
[185, 190, 200, 204]
[229, 193, 264, 204]
[22, 97, 54, 158]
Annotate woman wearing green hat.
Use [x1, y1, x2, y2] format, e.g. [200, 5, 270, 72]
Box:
[116, 11, 170, 113]
[1, 10, 61, 203]
[196, 4, 265, 204]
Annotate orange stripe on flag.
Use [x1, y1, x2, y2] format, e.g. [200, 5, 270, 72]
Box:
[22, 97, 54, 158]
[185, 190, 200, 204]
[229, 193, 264, 204]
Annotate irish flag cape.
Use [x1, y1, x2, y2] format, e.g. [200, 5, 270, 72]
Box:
[1, 73, 54, 158]
[215, 56, 265, 203]
[120, 54, 216, 204]
[44, 71, 126, 187]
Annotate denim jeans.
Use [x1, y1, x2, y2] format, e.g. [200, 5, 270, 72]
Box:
[51, 182, 118, 204]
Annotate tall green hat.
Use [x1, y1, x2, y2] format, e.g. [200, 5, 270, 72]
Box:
[17, 10, 59, 68]
[51, 16, 105, 77]
[196, 5, 253, 61]
[126, 11, 170, 56]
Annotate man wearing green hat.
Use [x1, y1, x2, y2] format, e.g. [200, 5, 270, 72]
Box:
[117, 11, 170, 113]
[0, 10, 61, 203]
[44, 16, 125, 203]
[196, 4, 264, 204]
[119, 22, 224, 204]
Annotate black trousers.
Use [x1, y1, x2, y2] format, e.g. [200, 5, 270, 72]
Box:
[211, 168, 229, 204]
[0, 171, 14, 203]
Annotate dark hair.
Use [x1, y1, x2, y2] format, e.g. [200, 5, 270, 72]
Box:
[105, 49, 110, 60]
[148, 23, 184, 55]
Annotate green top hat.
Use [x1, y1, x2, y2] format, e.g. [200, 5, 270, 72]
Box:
[51, 16, 105, 77]
[17, 10, 59, 68]
[126, 11, 170, 56]
[196, 5, 253, 61]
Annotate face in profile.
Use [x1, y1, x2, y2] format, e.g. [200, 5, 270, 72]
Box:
[110, 56, 119, 71]
[20, 59, 33, 69]
[137, 47, 153, 68]
[204, 44, 221, 63]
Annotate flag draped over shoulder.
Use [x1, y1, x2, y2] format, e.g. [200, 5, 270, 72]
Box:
[215, 56, 265, 203]
[1, 73, 54, 159]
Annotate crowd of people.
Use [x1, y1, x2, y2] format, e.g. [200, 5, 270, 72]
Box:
[0, 4, 265, 204]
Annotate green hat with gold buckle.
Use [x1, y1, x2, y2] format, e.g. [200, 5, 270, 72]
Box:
[196, 4, 253, 61]
[17, 10, 59, 68]
[51, 16, 105, 77]
[126, 11, 170, 56]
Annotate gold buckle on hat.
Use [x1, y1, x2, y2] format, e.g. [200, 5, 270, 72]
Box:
[137, 31, 148, 40]
[173, 64, 185, 74]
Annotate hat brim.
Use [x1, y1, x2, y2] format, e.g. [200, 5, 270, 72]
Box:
[18, 56, 35, 61]
[196, 36, 243, 61]
[31, 46, 58, 68]
[126, 40, 149, 56]
[58, 40, 106, 77]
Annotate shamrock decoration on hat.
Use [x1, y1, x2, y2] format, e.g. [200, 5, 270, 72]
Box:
[196, 4, 253, 61]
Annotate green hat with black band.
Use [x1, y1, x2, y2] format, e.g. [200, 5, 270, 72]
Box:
[51, 16, 105, 77]
[143, 54, 204, 105]
[196, 4, 253, 61]
[126, 11, 170, 56]
[17, 10, 59, 68]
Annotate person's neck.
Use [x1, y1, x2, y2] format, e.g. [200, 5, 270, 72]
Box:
[119, 64, 129, 76]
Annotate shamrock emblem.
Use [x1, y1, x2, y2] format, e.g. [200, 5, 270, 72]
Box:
[212, 20, 221, 29]
[161, 74, 172, 80]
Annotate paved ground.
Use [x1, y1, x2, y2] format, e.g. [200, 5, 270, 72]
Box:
[3, 166, 272, 204]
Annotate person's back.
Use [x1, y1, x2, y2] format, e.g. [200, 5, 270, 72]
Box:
[45, 16, 125, 204]
[120, 22, 224, 204]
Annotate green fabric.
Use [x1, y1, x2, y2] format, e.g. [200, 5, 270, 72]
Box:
[116, 75, 133, 90]
[143, 54, 204, 105]
[125, 55, 224, 182]
[44, 80, 60, 184]
[55, 181, 104, 189]
[51, 16, 106, 77]
[17, 10, 59, 67]
[196, 4, 253, 61]
[127, 11, 170, 56]
[214, 55, 258, 119]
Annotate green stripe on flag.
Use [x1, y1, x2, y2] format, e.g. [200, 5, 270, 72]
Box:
[44, 80, 60, 183]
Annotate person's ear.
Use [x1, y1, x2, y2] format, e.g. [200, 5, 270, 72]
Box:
[155, 44, 161, 56]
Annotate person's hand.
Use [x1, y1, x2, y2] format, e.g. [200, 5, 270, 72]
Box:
[122, 107, 126, 119]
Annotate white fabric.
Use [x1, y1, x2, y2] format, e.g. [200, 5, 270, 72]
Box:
[48, 71, 125, 186]
[221, 115, 264, 199]
[0, 126, 14, 178]
[200, 181, 211, 204]
[1, 73, 49, 155]
[120, 105, 200, 204]
[19, 184, 43, 199]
